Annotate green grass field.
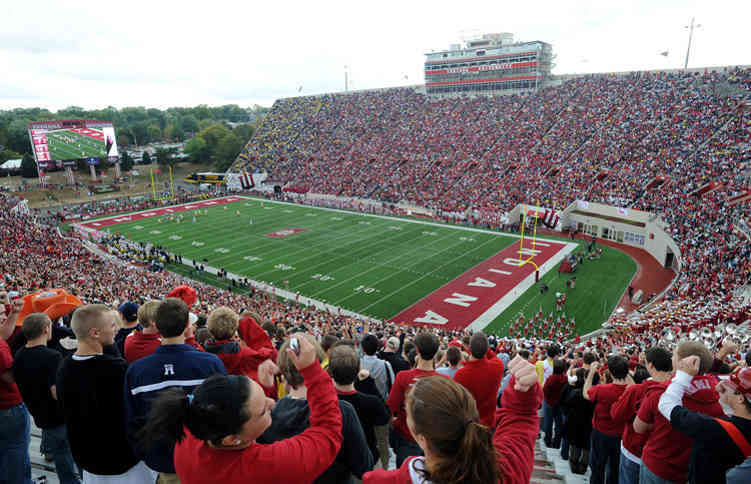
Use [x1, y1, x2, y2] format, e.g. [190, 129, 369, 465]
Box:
[46, 129, 106, 160]
[95, 197, 635, 336]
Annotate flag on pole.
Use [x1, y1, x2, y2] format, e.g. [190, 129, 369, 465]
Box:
[660, 51, 669, 57]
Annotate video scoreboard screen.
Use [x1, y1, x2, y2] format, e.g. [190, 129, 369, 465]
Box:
[27, 120, 120, 169]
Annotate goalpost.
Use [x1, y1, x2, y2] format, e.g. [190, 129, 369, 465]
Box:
[150, 165, 175, 201]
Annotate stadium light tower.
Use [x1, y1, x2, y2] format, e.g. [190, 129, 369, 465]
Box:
[684, 17, 702, 70]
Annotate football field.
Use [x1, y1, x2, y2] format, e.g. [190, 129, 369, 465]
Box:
[46, 129, 107, 160]
[76, 196, 635, 335]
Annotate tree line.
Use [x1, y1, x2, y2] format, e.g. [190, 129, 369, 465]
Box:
[0, 104, 269, 175]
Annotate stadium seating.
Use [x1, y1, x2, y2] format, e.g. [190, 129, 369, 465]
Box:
[228, 67, 751, 344]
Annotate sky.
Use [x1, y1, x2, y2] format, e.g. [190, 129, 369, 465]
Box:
[1, 0, 749, 111]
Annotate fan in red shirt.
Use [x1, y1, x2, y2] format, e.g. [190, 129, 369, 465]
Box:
[541, 359, 567, 448]
[364, 355, 541, 484]
[138, 333, 342, 484]
[454, 332, 504, 428]
[204, 307, 277, 399]
[124, 300, 162, 363]
[634, 341, 724, 484]
[0, 297, 29, 482]
[387, 332, 445, 467]
[584, 355, 630, 484]
[125, 301, 205, 363]
[609, 347, 672, 484]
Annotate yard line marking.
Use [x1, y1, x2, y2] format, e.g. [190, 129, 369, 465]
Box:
[305, 225, 464, 298]
[352, 235, 501, 311]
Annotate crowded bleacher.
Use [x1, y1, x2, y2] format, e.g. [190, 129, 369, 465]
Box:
[2, 65, 751, 484]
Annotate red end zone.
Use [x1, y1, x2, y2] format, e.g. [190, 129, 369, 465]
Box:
[389, 238, 569, 331]
[76, 196, 247, 229]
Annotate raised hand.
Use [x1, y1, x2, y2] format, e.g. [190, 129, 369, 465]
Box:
[678, 355, 700, 376]
[508, 355, 538, 392]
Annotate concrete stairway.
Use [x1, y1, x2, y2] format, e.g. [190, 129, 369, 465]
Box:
[30, 423, 61, 483]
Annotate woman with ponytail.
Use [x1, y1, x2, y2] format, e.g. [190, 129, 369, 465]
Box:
[364, 355, 541, 484]
[139, 333, 342, 484]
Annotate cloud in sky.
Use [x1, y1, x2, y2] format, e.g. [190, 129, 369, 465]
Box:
[1, 0, 748, 110]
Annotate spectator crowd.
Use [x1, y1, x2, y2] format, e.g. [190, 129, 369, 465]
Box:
[1, 65, 750, 484]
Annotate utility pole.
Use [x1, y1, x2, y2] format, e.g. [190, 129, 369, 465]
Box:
[684, 17, 701, 70]
[344, 65, 349, 92]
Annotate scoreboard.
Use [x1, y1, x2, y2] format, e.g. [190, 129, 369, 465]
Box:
[27, 120, 120, 170]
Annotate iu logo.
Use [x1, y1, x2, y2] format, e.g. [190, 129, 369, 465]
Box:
[164, 364, 175, 376]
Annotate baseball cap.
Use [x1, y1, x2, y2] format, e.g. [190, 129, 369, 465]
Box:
[725, 367, 751, 403]
[118, 302, 139, 322]
[386, 336, 400, 351]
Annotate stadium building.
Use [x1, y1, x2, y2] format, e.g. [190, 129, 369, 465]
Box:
[424, 33, 553, 96]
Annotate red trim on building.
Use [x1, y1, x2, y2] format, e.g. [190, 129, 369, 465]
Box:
[425, 61, 538, 76]
[425, 50, 538, 66]
[426, 75, 538, 87]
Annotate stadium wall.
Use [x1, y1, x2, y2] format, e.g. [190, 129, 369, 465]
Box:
[558, 200, 681, 271]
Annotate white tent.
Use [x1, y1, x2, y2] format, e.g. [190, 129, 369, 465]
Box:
[0, 159, 22, 170]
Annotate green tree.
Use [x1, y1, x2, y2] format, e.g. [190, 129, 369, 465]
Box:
[184, 136, 209, 163]
[120, 151, 134, 172]
[142, 151, 152, 164]
[232, 124, 254, 142]
[147, 124, 162, 143]
[155, 147, 178, 169]
[215, 133, 245, 171]
[0, 149, 22, 164]
[21, 153, 37, 178]
[181, 115, 199, 134]
[198, 124, 230, 150]
[7, 119, 31, 154]
[117, 134, 131, 148]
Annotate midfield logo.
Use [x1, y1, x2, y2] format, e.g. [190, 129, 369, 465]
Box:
[265, 228, 309, 239]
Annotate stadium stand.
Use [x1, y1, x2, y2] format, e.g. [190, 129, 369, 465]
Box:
[2, 66, 751, 483]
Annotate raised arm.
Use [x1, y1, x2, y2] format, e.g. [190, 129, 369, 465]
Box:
[259, 334, 342, 481]
[494, 356, 542, 484]
[583, 361, 599, 401]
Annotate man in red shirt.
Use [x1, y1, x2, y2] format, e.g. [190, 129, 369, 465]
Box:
[584, 355, 630, 484]
[387, 332, 444, 467]
[204, 307, 277, 397]
[634, 341, 724, 484]
[610, 347, 672, 484]
[454, 332, 504, 427]
[0, 299, 30, 483]
[542, 359, 568, 448]
[124, 300, 161, 363]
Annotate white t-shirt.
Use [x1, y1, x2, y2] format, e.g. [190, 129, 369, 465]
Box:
[83, 461, 157, 484]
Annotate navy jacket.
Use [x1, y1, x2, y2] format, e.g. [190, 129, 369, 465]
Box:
[123, 344, 226, 473]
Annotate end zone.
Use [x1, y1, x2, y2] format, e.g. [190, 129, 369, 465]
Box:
[389, 239, 577, 331]
[74, 196, 248, 230]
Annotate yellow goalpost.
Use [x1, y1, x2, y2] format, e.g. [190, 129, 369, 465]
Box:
[150, 166, 175, 201]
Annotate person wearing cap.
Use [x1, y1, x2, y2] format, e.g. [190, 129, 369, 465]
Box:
[658, 356, 751, 484]
[115, 301, 141, 357]
[124, 298, 227, 482]
[378, 333, 409, 378]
